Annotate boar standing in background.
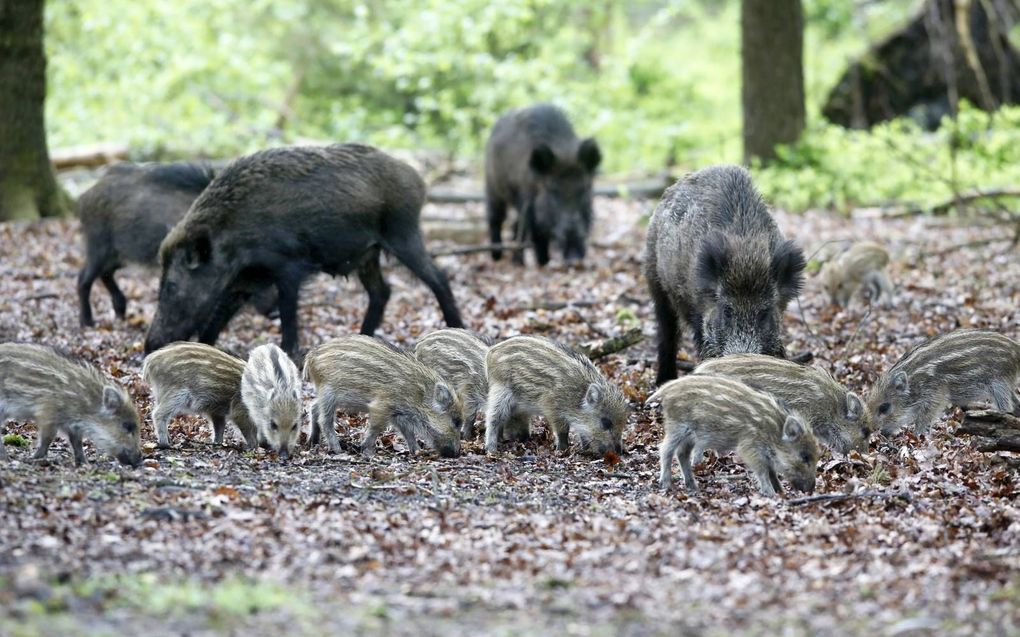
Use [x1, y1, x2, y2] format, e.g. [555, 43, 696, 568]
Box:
[693, 354, 872, 455]
[142, 342, 257, 449]
[484, 335, 628, 456]
[413, 329, 491, 439]
[241, 343, 303, 460]
[144, 144, 463, 358]
[485, 104, 601, 266]
[820, 241, 893, 307]
[0, 343, 141, 467]
[649, 375, 819, 496]
[645, 165, 806, 385]
[869, 329, 1020, 436]
[304, 335, 461, 458]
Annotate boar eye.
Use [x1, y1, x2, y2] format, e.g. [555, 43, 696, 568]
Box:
[270, 421, 279, 431]
[878, 403, 891, 416]
[600, 416, 613, 430]
[800, 451, 813, 464]
[722, 306, 734, 322]
[122, 421, 136, 434]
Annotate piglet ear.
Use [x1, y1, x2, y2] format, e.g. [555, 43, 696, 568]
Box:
[583, 383, 604, 409]
[434, 383, 454, 412]
[102, 386, 123, 413]
[892, 371, 909, 395]
[772, 239, 806, 304]
[782, 415, 805, 442]
[845, 392, 863, 421]
[696, 232, 728, 294]
[530, 144, 556, 175]
[577, 138, 601, 173]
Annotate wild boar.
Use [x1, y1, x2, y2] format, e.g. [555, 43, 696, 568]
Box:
[484, 335, 628, 455]
[141, 342, 257, 449]
[819, 241, 893, 306]
[649, 375, 819, 496]
[413, 328, 490, 439]
[693, 354, 871, 454]
[0, 343, 141, 466]
[241, 343, 302, 459]
[645, 165, 806, 385]
[144, 144, 463, 358]
[869, 329, 1020, 435]
[75, 161, 278, 328]
[485, 104, 601, 266]
[304, 335, 461, 457]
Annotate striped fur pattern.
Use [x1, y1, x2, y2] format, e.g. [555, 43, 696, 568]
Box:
[141, 342, 256, 449]
[241, 344, 302, 459]
[484, 335, 628, 456]
[414, 329, 490, 439]
[0, 343, 141, 466]
[648, 375, 819, 497]
[869, 329, 1020, 435]
[820, 241, 892, 306]
[303, 335, 460, 457]
[693, 354, 871, 454]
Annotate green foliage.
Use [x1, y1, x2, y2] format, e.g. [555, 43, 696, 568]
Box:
[4, 433, 30, 447]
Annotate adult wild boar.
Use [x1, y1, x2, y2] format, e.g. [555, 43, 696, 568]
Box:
[144, 144, 463, 357]
[485, 104, 601, 266]
[645, 165, 806, 384]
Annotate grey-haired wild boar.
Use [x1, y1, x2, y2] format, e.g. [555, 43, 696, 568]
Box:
[649, 375, 819, 496]
[693, 354, 871, 454]
[141, 342, 257, 449]
[413, 328, 490, 439]
[819, 241, 892, 306]
[241, 343, 302, 459]
[645, 165, 806, 385]
[144, 144, 463, 358]
[304, 335, 461, 457]
[485, 104, 601, 266]
[484, 335, 628, 455]
[869, 329, 1020, 436]
[0, 343, 141, 466]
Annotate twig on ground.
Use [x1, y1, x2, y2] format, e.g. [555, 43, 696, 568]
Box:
[576, 327, 645, 360]
[787, 490, 911, 507]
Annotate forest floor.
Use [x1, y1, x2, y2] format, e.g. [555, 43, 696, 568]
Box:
[1, 192, 1019, 636]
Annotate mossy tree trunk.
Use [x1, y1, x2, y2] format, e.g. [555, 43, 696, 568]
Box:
[741, 0, 806, 163]
[0, 0, 68, 221]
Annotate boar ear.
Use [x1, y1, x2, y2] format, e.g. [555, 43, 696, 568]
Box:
[892, 371, 909, 395]
[101, 385, 124, 413]
[433, 383, 454, 412]
[782, 415, 805, 442]
[582, 383, 604, 409]
[771, 239, 806, 304]
[577, 138, 601, 173]
[695, 232, 728, 294]
[530, 144, 556, 175]
[184, 231, 213, 270]
[845, 392, 864, 421]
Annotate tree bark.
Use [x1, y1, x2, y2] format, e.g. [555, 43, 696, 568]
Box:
[0, 0, 68, 221]
[741, 0, 806, 163]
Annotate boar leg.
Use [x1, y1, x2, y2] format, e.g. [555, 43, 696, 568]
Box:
[356, 250, 391, 336]
[76, 259, 104, 328]
[675, 432, 698, 493]
[460, 409, 478, 440]
[648, 277, 680, 385]
[502, 413, 531, 443]
[743, 454, 779, 497]
[532, 227, 551, 268]
[361, 405, 393, 457]
[385, 233, 463, 329]
[511, 207, 530, 266]
[275, 274, 304, 358]
[312, 391, 341, 454]
[100, 271, 128, 319]
[67, 428, 86, 466]
[389, 413, 421, 455]
[211, 414, 226, 445]
[151, 399, 179, 449]
[32, 424, 57, 462]
[658, 428, 685, 491]
[484, 383, 515, 454]
[550, 417, 570, 452]
[486, 193, 508, 261]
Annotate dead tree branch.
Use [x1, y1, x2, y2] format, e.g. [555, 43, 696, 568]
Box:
[576, 327, 645, 360]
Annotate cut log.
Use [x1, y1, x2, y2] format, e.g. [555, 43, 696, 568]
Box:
[576, 327, 645, 360]
[51, 143, 129, 170]
[957, 409, 1020, 452]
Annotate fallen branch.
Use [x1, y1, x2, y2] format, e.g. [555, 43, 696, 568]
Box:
[787, 490, 911, 507]
[576, 327, 644, 360]
[958, 409, 1020, 452]
[865, 189, 1020, 219]
[790, 351, 814, 364]
[920, 237, 1013, 258]
[52, 142, 129, 170]
[517, 300, 599, 311]
[426, 176, 673, 204]
[430, 242, 531, 257]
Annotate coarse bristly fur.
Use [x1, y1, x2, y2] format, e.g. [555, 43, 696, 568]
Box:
[819, 241, 892, 306]
[644, 165, 806, 386]
[648, 375, 819, 497]
[414, 329, 491, 440]
[0, 343, 141, 467]
[484, 335, 629, 456]
[693, 354, 871, 455]
[868, 329, 1020, 436]
[303, 335, 461, 457]
[241, 343, 302, 459]
[141, 342, 256, 449]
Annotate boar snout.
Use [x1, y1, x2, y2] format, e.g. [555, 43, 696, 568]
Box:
[117, 449, 143, 467]
[438, 441, 459, 458]
[791, 476, 815, 494]
[278, 447, 291, 461]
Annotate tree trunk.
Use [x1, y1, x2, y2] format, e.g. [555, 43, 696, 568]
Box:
[741, 0, 806, 163]
[0, 0, 68, 221]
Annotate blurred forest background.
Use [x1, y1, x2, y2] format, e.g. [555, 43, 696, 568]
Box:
[19, 0, 1020, 211]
